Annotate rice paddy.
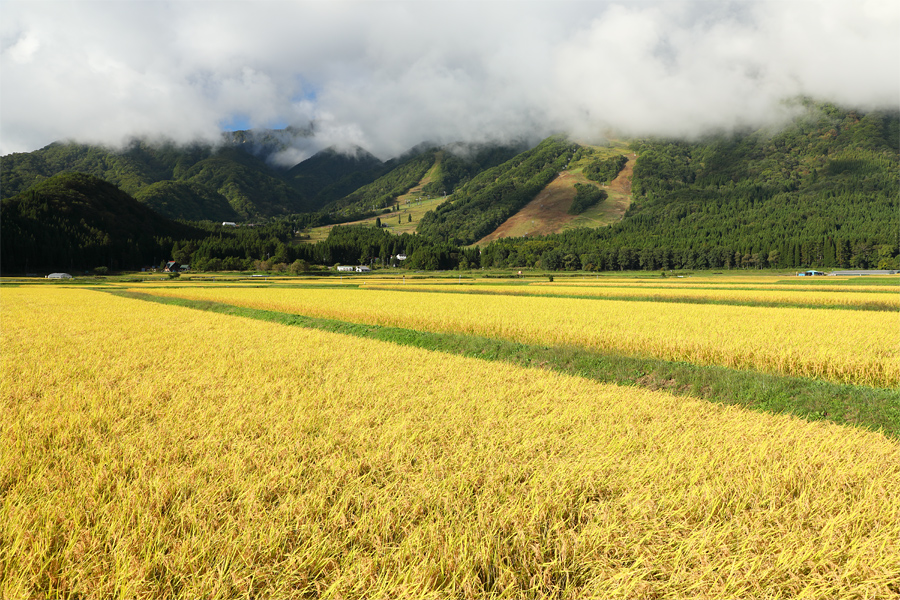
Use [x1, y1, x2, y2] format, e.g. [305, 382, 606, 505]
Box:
[2, 274, 898, 598]
[131, 283, 899, 387]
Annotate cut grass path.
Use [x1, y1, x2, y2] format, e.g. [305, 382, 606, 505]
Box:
[110, 290, 900, 438]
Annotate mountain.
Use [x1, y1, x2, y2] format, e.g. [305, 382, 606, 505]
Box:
[0, 172, 204, 273]
[3, 101, 896, 274]
[0, 133, 521, 223]
[476, 103, 900, 271]
[0, 136, 309, 221]
[286, 146, 386, 210]
[319, 145, 440, 219]
[419, 141, 530, 196]
[417, 136, 580, 245]
[132, 180, 240, 222]
[221, 125, 314, 163]
[172, 146, 309, 218]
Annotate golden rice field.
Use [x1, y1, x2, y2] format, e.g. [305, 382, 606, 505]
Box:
[134, 284, 899, 387]
[362, 282, 899, 309]
[2, 285, 899, 599]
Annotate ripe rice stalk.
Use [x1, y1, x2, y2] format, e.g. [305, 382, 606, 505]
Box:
[363, 282, 899, 309]
[135, 285, 899, 387]
[2, 286, 899, 598]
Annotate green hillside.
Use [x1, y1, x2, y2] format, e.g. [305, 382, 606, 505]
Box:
[320, 146, 440, 220]
[0, 139, 308, 220]
[417, 136, 580, 245]
[1, 101, 897, 274]
[133, 181, 239, 222]
[286, 146, 386, 210]
[419, 142, 528, 196]
[479, 103, 899, 271]
[0, 173, 203, 273]
[0, 135, 522, 225]
[175, 147, 309, 218]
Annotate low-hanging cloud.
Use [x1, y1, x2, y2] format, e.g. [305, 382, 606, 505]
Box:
[1, 0, 897, 160]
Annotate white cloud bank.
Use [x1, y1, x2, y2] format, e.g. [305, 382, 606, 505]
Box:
[1, 0, 898, 160]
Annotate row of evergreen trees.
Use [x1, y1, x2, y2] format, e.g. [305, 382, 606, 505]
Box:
[478, 234, 896, 271]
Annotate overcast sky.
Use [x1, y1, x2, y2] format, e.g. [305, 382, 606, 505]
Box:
[1, 0, 898, 161]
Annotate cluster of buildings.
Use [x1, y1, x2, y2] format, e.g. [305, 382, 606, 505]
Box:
[336, 265, 371, 272]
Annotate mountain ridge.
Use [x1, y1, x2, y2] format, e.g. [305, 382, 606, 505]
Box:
[1, 101, 897, 273]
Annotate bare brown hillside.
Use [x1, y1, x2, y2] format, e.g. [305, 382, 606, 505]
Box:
[476, 152, 636, 245]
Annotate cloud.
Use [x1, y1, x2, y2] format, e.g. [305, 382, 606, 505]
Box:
[1, 0, 897, 159]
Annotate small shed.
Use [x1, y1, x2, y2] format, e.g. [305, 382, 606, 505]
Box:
[797, 270, 825, 276]
[47, 273, 73, 279]
[336, 266, 354, 272]
[355, 266, 371, 272]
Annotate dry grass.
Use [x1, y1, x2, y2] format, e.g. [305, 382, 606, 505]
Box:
[135, 285, 900, 387]
[2, 286, 899, 598]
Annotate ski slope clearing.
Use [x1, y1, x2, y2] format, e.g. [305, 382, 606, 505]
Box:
[477, 145, 635, 245]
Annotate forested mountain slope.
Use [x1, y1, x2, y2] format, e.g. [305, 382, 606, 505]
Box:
[417, 136, 580, 245]
[2, 102, 896, 273]
[0, 173, 203, 272]
[319, 147, 440, 220]
[480, 104, 899, 270]
[474, 143, 634, 243]
[0, 172, 315, 274]
[132, 180, 240, 222]
[286, 146, 386, 211]
[419, 142, 529, 196]
[0, 139, 308, 220]
[0, 135, 523, 224]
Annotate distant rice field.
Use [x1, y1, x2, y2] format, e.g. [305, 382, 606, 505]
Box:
[363, 281, 900, 309]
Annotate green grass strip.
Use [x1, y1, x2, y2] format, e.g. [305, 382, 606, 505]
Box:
[109, 289, 900, 438]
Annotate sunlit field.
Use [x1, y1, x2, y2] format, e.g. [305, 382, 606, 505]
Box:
[363, 281, 899, 309]
[135, 283, 899, 387]
[3, 278, 899, 598]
